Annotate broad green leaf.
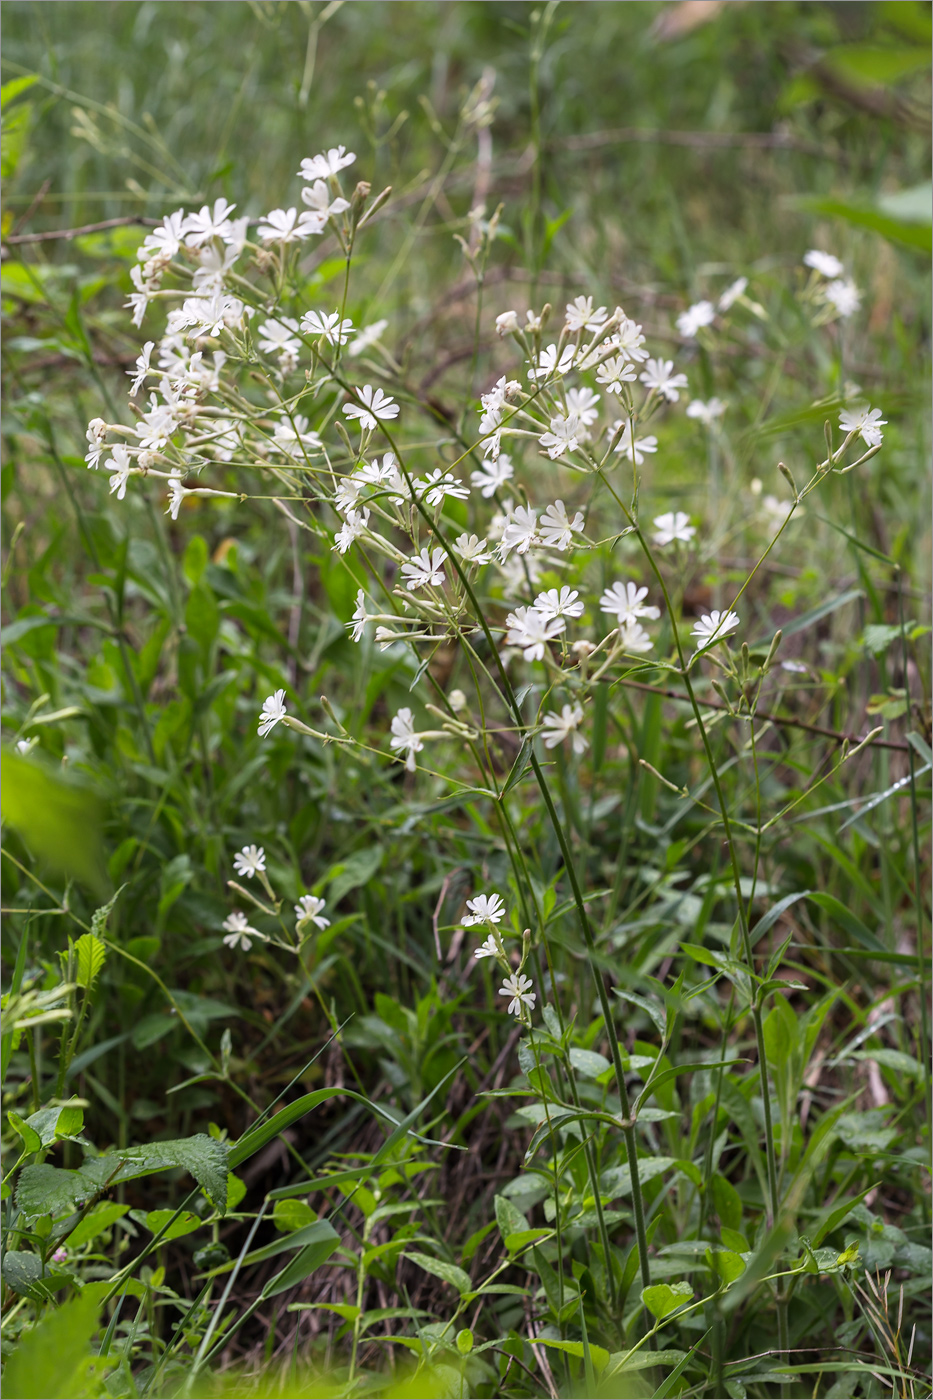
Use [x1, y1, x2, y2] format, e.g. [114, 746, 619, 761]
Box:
[7, 1111, 41, 1155]
[494, 1194, 528, 1244]
[642, 1280, 693, 1319]
[537, 1337, 611, 1373]
[1, 1250, 47, 1300]
[1, 750, 105, 893]
[792, 191, 931, 253]
[73, 934, 106, 990]
[614, 987, 666, 1037]
[807, 892, 885, 953]
[273, 1199, 317, 1232]
[811, 1184, 880, 1248]
[260, 1221, 340, 1298]
[712, 1174, 743, 1232]
[850, 1049, 924, 1078]
[404, 1251, 472, 1296]
[62, 1202, 130, 1249]
[141, 1209, 202, 1241]
[1, 1288, 99, 1398]
[706, 1247, 746, 1285]
[327, 846, 383, 905]
[24, 1101, 84, 1146]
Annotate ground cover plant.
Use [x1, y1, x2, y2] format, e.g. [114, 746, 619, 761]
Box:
[1, 3, 930, 1397]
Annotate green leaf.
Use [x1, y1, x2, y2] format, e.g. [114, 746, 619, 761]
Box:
[17, 1135, 229, 1219]
[614, 987, 666, 1037]
[273, 1199, 317, 1232]
[748, 890, 812, 948]
[807, 892, 885, 953]
[706, 1247, 746, 1285]
[404, 1251, 473, 1296]
[1, 1250, 46, 1300]
[7, 1110, 41, 1155]
[327, 846, 384, 905]
[642, 1280, 693, 1319]
[73, 934, 106, 990]
[711, 1174, 743, 1232]
[0, 750, 105, 893]
[24, 1101, 85, 1146]
[494, 1194, 529, 1245]
[229, 1087, 346, 1168]
[811, 1184, 880, 1247]
[1, 1288, 100, 1398]
[568, 1046, 612, 1077]
[792, 191, 931, 253]
[1, 75, 39, 111]
[537, 1337, 611, 1374]
[62, 1202, 130, 1249]
[142, 1209, 203, 1241]
[260, 1221, 340, 1298]
[850, 1049, 924, 1078]
[823, 44, 931, 88]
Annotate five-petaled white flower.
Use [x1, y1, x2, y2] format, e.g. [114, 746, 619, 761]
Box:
[390, 707, 425, 772]
[298, 146, 356, 180]
[718, 277, 748, 311]
[692, 609, 740, 649]
[258, 689, 288, 736]
[184, 198, 237, 247]
[539, 500, 585, 551]
[529, 343, 576, 381]
[617, 620, 654, 653]
[600, 581, 660, 626]
[301, 309, 355, 345]
[295, 894, 330, 930]
[686, 398, 726, 425]
[418, 469, 470, 507]
[166, 471, 187, 521]
[222, 911, 261, 951]
[401, 547, 448, 591]
[347, 319, 388, 358]
[233, 845, 266, 878]
[499, 505, 540, 558]
[565, 295, 608, 333]
[565, 387, 601, 426]
[614, 422, 658, 466]
[471, 453, 514, 497]
[495, 310, 519, 336]
[462, 892, 506, 926]
[596, 355, 638, 394]
[300, 179, 350, 219]
[454, 534, 493, 565]
[652, 511, 695, 546]
[343, 385, 399, 431]
[613, 317, 650, 362]
[539, 414, 582, 460]
[332, 507, 370, 554]
[473, 934, 501, 959]
[105, 446, 133, 501]
[500, 972, 536, 1017]
[257, 207, 322, 244]
[505, 606, 565, 661]
[85, 417, 108, 469]
[639, 358, 688, 403]
[822, 278, 861, 319]
[839, 405, 886, 448]
[676, 300, 715, 338]
[127, 342, 155, 396]
[348, 589, 368, 642]
[804, 249, 844, 279]
[258, 317, 301, 357]
[541, 703, 588, 754]
[534, 586, 584, 621]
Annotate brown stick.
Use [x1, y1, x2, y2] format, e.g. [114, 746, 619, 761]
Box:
[2, 216, 158, 247]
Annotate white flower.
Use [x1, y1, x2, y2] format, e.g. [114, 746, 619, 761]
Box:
[692, 609, 740, 649]
[529, 343, 575, 381]
[454, 533, 493, 565]
[614, 422, 658, 466]
[600, 581, 660, 625]
[538, 500, 585, 551]
[652, 511, 695, 546]
[137, 210, 186, 264]
[499, 972, 536, 1017]
[125, 264, 157, 327]
[184, 198, 237, 247]
[613, 317, 649, 362]
[15, 738, 38, 756]
[762, 494, 793, 527]
[538, 414, 582, 460]
[348, 589, 368, 642]
[257, 207, 322, 244]
[534, 586, 584, 621]
[295, 894, 330, 930]
[85, 417, 108, 469]
[390, 707, 424, 772]
[565, 295, 608, 333]
[332, 507, 370, 554]
[686, 398, 726, 425]
[822, 278, 861, 319]
[105, 445, 133, 501]
[595, 355, 638, 393]
[347, 319, 388, 358]
[258, 688, 287, 736]
[401, 547, 447, 590]
[127, 341, 155, 396]
[165, 471, 187, 521]
[272, 414, 322, 457]
[343, 385, 399, 431]
[471, 453, 514, 497]
[495, 310, 519, 335]
[565, 386, 600, 426]
[617, 620, 654, 653]
[676, 300, 715, 338]
[418, 469, 469, 507]
[474, 934, 501, 959]
[504, 606, 565, 661]
[298, 146, 356, 180]
[462, 892, 506, 926]
[258, 317, 301, 357]
[300, 179, 350, 219]
[718, 276, 748, 312]
[839, 404, 886, 447]
[782, 660, 809, 675]
[233, 845, 266, 878]
[301, 309, 355, 345]
[222, 911, 261, 951]
[639, 358, 688, 403]
[804, 249, 844, 279]
[541, 703, 587, 754]
[177, 292, 242, 338]
[481, 428, 502, 462]
[192, 241, 240, 293]
[499, 505, 539, 558]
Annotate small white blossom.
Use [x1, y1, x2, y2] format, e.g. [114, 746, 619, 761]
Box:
[504, 606, 565, 661]
[500, 972, 536, 1017]
[686, 398, 726, 425]
[125, 264, 157, 327]
[165, 471, 187, 521]
[529, 343, 575, 381]
[495, 310, 519, 336]
[614, 422, 658, 466]
[471, 453, 514, 497]
[565, 386, 600, 426]
[300, 179, 350, 219]
[541, 703, 587, 753]
[233, 845, 266, 878]
[822, 278, 861, 319]
[617, 620, 654, 653]
[462, 892, 506, 926]
[401, 547, 448, 590]
[85, 417, 108, 469]
[184, 198, 237, 247]
[137, 209, 186, 264]
[271, 414, 322, 457]
[474, 934, 501, 959]
[499, 505, 539, 558]
[538, 413, 582, 460]
[718, 276, 748, 311]
[15, 738, 38, 756]
[343, 385, 399, 431]
[565, 295, 608, 333]
[804, 249, 844, 279]
[390, 707, 425, 772]
[839, 405, 886, 447]
[762, 494, 794, 528]
[612, 317, 649, 362]
[534, 586, 584, 621]
[105, 445, 133, 501]
[347, 319, 388, 358]
[301, 309, 355, 345]
[222, 911, 261, 951]
[418, 469, 470, 507]
[596, 355, 638, 394]
[332, 507, 370, 554]
[454, 533, 493, 565]
[348, 589, 368, 642]
[600, 581, 660, 625]
[676, 300, 715, 338]
[257, 207, 323, 244]
[782, 660, 809, 675]
[295, 894, 330, 930]
[258, 317, 302, 357]
[258, 688, 288, 737]
[652, 511, 695, 546]
[127, 341, 155, 396]
[538, 500, 585, 551]
[298, 145, 356, 180]
[692, 609, 740, 649]
[639, 358, 688, 403]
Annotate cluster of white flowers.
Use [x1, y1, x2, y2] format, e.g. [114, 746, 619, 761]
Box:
[803, 248, 862, 320]
[463, 891, 536, 1020]
[221, 840, 330, 953]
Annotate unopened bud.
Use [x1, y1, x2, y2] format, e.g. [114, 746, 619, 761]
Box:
[448, 688, 468, 712]
[777, 461, 798, 498]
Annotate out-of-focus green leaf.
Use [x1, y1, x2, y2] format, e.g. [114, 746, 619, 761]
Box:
[791, 189, 931, 252]
[1, 750, 106, 894]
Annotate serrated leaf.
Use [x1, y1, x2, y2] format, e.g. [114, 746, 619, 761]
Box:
[74, 935, 106, 990]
